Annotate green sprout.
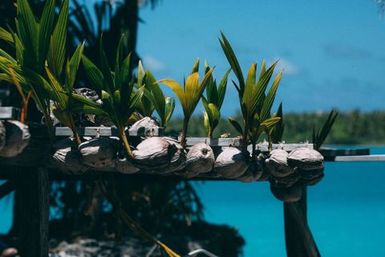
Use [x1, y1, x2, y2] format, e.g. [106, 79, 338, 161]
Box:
[0, 0, 71, 136]
[202, 63, 230, 137]
[134, 61, 175, 127]
[312, 109, 338, 150]
[219, 32, 282, 155]
[270, 103, 285, 144]
[160, 60, 214, 147]
[76, 36, 144, 157]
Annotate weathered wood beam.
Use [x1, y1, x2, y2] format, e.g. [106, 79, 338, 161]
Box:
[15, 168, 49, 257]
[284, 187, 321, 257]
[334, 154, 385, 162]
[0, 107, 20, 120]
[55, 126, 163, 137]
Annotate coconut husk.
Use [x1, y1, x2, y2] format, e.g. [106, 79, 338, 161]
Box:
[133, 137, 186, 174]
[265, 149, 294, 178]
[182, 143, 215, 178]
[78, 137, 119, 170]
[0, 121, 5, 151]
[270, 172, 300, 188]
[214, 147, 248, 179]
[238, 161, 264, 183]
[129, 117, 160, 137]
[287, 148, 324, 170]
[50, 138, 87, 174]
[270, 183, 303, 203]
[0, 120, 30, 158]
[115, 157, 140, 174]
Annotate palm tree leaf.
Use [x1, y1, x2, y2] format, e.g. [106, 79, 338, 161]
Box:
[251, 61, 278, 115]
[45, 67, 67, 108]
[260, 117, 281, 129]
[16, 0, 39, 69]
[38, 0, 56, 69]
[160, 79, 185, 109]
[164, 96, 175, 126]
[82, 56, 105, 91]
[47, 0, 69, 77]
[191, 58, 200, 73]
[65, 43, 84, 90]
[0, 27, 14, 44]
[185, 72, 200, 113]
[217, 68, 230, 108]
[228, 117, 243, 135]
[219, 32, 244, 92]
[260, 70, 282, 121]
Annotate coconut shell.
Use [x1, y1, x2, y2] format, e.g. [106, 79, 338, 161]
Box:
[133, 137, 186, 174]
[78, 137, 119, 170]
[50, 138, 87, 174]
[115, 157, 140, 174]
[0, 120, 30, 158]
[214, 147, 248, 179]
[287, 148, 324, 170]
[270, 183, 303, 203]
[238, 161, 263, 183]
[265, 149, 294, 178]
[270, 172, 300, 188]
[183, 143, 215, 178]
[129, 117, 160, 137]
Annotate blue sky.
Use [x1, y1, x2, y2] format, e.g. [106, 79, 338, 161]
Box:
[135, 0, 385, 115]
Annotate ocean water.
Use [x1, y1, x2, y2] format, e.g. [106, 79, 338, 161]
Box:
[1, 147, 385, 257]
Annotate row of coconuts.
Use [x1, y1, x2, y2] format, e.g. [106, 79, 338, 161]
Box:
[0, 117, 325, 203]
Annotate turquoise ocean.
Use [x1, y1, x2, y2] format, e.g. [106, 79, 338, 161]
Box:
[1, 147, 385, 257]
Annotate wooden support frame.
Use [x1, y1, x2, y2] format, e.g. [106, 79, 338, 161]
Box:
[12, 168, 49, 257]
[1, 125, 379, 257]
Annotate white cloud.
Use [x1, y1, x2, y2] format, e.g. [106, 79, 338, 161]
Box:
[274, 57, 299, 76]
[142, 55, 166, 72]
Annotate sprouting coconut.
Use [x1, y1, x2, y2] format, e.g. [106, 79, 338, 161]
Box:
[214, 147, 248, 179]
[183, 143, 215, 178]
[115, 157, 140, 174]
[133, 137, 186, 174]
[78, 137, 120, 170]
[50, 138, 87, 174]
[288, 148, 324, 186]
[265, 149, 293, 178]
[0, 120, 30, 158]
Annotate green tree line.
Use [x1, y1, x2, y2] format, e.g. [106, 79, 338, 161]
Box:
[167, 110, 385, 145]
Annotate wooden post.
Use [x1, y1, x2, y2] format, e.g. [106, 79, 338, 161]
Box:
[284, 186, 321, 257]
[13, 168, 49, 257]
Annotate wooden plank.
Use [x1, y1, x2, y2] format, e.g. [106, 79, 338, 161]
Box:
[320, 148, 370, 161]
[0, 107, 20, 120]
[185, 137, 313, 150]
[334, 154, 385, 162]
[55, 126, 163, 137]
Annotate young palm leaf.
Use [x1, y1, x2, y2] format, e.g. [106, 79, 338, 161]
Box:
[160, 61, 214, 147]
[0, 0, 70, 136]
[202, 64, 230, 137]
[141, 67, 175, 127]
[220, 33, 283, 154]
[312, 110, 338, 150]
[270, 103, 285, 143]
[79, 36, 144, 157]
